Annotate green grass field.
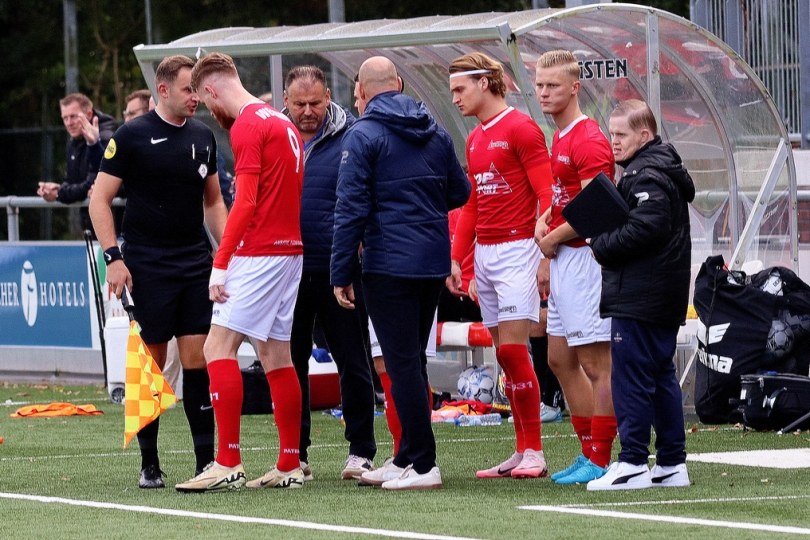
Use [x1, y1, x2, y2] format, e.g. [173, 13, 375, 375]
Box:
[1, 382, 809, 539]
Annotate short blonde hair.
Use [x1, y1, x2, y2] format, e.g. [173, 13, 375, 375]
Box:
[536, 50, 580, 81]
[449, 52, 507, 98]
[155, 55, 195, 85]
[190, 52, 238, 90]
[611, 99, 658, 136]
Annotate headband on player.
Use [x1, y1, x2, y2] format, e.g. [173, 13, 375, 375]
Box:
[449, 69, 492, 79]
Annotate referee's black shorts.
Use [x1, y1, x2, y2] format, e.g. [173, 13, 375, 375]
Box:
[123, 241, 213, 345]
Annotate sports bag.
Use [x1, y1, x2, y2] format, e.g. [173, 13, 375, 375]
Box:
[737, 373, 810, 431]
[241, 360, 273, 415]
[693, 255, 810, 423]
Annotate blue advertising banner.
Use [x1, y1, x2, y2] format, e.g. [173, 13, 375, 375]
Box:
[0, 243, 94, 348]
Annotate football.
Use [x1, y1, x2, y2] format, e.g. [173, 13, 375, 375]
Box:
[457, 366, 477, 400]
[766, 319, 794, 358]
[781, 309, 810, 339]
[468, 366, 496, 405]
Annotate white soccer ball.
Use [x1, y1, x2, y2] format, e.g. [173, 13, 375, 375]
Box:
[469, 366, 496, 405]
[457, 366, 476, 400]
[781, 309, 810, 339]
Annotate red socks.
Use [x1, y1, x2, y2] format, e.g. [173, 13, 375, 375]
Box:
[266, 366, 302, 472]
[498, 344, 542, 452]
[207, 359, 243, 467]
[571, 415, 594, 460]
[379, 371, 402, 456]
[590, 415, 617, 468]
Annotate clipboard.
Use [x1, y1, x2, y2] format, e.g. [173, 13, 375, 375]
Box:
[561, 172, 628, 238]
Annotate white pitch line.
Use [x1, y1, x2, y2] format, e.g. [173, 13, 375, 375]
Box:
[563, 494, 810, 508]
[520, 505, 810, 535]
[0, 492, 485, 540]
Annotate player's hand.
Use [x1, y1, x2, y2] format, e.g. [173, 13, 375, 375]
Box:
[536, 258, 550, 297]
[534, 216, 549, 246]
[468, 279, 478, 302]
[445, 261, 464, 296]
[106, 261, 133, 299]
[209, 267, 229, 303]
[334, 284, 355, 309]
[539, 235, 558, 259]
[81, 115, 100, 146]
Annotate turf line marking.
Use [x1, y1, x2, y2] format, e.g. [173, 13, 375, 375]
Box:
[520, 505, 810, 535]
[0, 492, 484, 540]
[563, 494, 810, 507]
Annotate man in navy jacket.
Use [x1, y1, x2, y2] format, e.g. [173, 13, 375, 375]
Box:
[332, 56, 470, 490]
[283, 65, 377, 482]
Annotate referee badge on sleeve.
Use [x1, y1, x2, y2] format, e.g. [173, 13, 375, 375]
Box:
[198, 164, 208, 178]
[104, 139, 117, 159]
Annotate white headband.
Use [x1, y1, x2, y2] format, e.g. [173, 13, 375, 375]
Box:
[449, 69, 492, 79]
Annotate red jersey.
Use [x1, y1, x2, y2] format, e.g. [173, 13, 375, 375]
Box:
[214, 103, 304, 269]
[452, 107, 552, 261]
[548, 116, 614, 248]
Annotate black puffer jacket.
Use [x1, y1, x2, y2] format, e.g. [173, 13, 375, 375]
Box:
[590, 136, 695, 327]
[57, 108, 118, 204]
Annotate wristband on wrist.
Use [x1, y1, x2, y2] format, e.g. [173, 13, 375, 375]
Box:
[103, 246, 123, 265]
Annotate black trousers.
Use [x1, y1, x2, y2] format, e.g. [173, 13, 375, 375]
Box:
[290, 271, 376, 462]
[363, 273, 443, 474]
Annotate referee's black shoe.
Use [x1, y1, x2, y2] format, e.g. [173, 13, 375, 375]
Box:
[139, 464, 166, 489]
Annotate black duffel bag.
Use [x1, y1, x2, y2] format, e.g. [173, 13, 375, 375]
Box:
[737, 373, 810, 431]
[241, 360, 273, 415]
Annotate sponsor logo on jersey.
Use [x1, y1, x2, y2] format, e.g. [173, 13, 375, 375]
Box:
[150, 137, 168, 144]
[487, 140, 509, 150]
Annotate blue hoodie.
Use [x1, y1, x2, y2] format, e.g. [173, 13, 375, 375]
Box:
[331, 91, 470, 285]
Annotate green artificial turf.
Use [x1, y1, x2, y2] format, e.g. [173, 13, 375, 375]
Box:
[1, 382, 809, 539]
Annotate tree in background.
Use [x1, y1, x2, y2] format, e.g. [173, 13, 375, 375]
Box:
[0, 0, 688, 237]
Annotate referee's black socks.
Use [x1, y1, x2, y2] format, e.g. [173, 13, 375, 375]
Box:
[182, 368, 216, 473]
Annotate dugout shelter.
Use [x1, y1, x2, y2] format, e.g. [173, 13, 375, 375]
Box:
[133, 3, 798, 277]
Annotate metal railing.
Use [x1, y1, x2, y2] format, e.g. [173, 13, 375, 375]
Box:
[0, 196, 125, 241]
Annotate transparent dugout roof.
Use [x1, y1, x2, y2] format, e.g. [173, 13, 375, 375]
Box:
[134, 3, 797, 274]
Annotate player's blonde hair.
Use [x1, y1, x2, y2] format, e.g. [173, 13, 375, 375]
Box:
[611, 99, 658, 136]
[190, 52, 238, 91]
[155, 55, 195, 85]
[449, 52, 507, 98]
[536, 50, 580, 81]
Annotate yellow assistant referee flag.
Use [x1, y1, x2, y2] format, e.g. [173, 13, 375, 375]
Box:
[123, 320, 176, 447]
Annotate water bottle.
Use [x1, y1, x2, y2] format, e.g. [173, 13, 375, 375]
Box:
[455, 413, 502, 427]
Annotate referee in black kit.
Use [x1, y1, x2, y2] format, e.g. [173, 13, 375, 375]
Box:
[89, 55, 228, 488]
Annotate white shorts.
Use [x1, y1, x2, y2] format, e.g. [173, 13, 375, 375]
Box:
[211, 255, 302, 341]
[546, 244, 610, 346]
[474, 238, 541, 328]
[369, 311, 437, 358]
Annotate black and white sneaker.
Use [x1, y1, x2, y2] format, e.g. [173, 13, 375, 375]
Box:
[139, 464, 166, 489]
[651, 463, 690, 487]
[341, 455, 374, 480]
[586, 461, 652, 491]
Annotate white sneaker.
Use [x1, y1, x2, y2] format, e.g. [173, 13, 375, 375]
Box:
[175, 461, 246, 493]
[300, 460, 314, 482]
[476, 451, 523, 479]
[586, 462, 652, 491]
[341, 454, 374, 480]
[651, 463, 690, 487]
[381, 465, 443, 490]
[540, 403, 563, 423]
[359, 461, 403, 486]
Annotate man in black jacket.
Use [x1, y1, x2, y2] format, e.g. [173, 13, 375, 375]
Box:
[38, 93, 117, 231]
[587, 99, 694, 491]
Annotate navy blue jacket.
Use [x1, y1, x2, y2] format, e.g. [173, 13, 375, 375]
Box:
[285, 102, 355, 273]
[331, 91, 470, 285]
[590, 136, 695, 327]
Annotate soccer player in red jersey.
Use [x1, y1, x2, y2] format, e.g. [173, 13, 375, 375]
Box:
[175, 52, 306, 492]
[448, 52, 553, 479]
[534, 50, 617, 485]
